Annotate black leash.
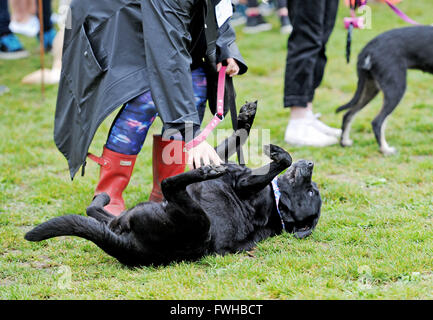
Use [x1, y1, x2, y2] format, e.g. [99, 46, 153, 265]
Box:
[228, 81, 245, 166]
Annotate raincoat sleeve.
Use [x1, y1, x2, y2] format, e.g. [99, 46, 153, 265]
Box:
[141, 0, 200, 140]
[216, 20, 248, 75]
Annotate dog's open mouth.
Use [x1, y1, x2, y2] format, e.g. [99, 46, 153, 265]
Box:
[284, 216, 316, 239]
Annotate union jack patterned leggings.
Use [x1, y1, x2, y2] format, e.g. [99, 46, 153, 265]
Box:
[106, 67, 207, 155]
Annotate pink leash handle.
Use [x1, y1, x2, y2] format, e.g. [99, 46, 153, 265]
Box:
[344, 6, 366, 29]
[184, 66, 227, 151]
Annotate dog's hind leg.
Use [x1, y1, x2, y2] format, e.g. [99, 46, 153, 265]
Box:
[86, 193, 116, 224]
[340, 74, 379, 147]
[372, 71, 407, 155]
[235, 144, 292, 196]
[161, 165, 226, 229]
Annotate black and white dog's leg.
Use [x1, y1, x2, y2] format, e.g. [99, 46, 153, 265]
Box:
[235, 144, 292, 196]
[341, 76, 379, 147]
[215, 101, 257, 162]
[372, 72, 406, 155]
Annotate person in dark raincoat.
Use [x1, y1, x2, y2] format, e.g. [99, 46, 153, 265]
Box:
[54, 0, 247, 215]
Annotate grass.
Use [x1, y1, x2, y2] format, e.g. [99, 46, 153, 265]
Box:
[1, 2, 433, 300]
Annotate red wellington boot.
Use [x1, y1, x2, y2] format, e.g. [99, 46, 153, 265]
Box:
[88, 146, 137, 216]
[149, 135, 188, 202]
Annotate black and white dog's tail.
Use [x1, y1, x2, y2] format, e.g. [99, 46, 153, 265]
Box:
[25, 215, 132, 261]
[336, 71, 368, 113]
[336, 51, 373, 114]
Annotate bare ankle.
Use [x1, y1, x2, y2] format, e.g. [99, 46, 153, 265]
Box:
[290, 107, 309, 120]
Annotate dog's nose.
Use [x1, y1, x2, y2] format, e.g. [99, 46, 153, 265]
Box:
[307, 161, 314, 169]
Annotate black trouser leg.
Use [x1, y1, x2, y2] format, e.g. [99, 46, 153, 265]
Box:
[283, 0, 339, 108]
[309, 0, 339, 102]
[248, 0, 288, 10]
[247, 0, 258, 7]
[277, 0, 287, 10]
[0, 0, 11, 36]
[37, 0, 53, 32]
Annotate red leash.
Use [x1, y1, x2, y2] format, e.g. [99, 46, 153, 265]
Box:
[184, 66, 227, 151]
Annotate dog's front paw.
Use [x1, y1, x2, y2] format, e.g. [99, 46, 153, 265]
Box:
[237, 101, 257, 130]
[264, 144, 292, 165]
[199, 165, 227, 180]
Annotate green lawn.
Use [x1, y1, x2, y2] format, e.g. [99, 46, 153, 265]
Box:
[1, 2, 433, 299]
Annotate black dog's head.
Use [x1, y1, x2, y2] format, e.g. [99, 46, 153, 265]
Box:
[277, 160, 322, 239]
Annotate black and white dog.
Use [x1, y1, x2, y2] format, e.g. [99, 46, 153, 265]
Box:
[337, 26, 433, 154]
[25, 102, 322, 267]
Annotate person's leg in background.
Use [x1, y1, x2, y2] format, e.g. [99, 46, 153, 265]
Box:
[91, 67, 208, 214]
[283, 0, 340, 147]
[276, 0, 292, 34]
[37, 0, 56, 51]
[10, 0, 31, 23]
[305, 0, 341, 138]
[310, 0, 339, 100]
[243, 0, 272, 34]
[0, 0, 29, 59]
[231, 0, 247, 27]
[0, 0, 11, 36]
[9, 0, 39, 37]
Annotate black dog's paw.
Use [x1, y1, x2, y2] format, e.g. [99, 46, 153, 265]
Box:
[264, 144, 292, 165]
[199, 165, 227, 179]
[237, 101, 257, 130]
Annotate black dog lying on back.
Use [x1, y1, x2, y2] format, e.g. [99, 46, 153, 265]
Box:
[337, 26, 433, 155]
[25, 103, 322, 267]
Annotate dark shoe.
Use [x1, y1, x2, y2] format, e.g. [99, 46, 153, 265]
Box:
[88, 147, 137, 216]
[280, 15, 293, 34]
[243, 15, 272, 34]
[37, 28, 57, 52]
[149, 135, 187, 203]
[0, 33, 29, 60]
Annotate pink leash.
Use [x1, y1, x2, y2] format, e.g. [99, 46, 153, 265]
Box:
[184, 66, 227, 151]
[384, 0, 421, 26]
[345, 1, 423, 29]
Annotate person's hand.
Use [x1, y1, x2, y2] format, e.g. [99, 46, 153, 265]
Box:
[187, 141, 223, 169]
[217, 58, 240, 77]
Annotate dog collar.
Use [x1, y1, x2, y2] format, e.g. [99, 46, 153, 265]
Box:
[271, 177, 286, 232]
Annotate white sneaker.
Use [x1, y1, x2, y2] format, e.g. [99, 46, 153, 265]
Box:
[9, 16, 40, 37]
[284, 118, 339, 147]
[307, 111, 342, 138]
